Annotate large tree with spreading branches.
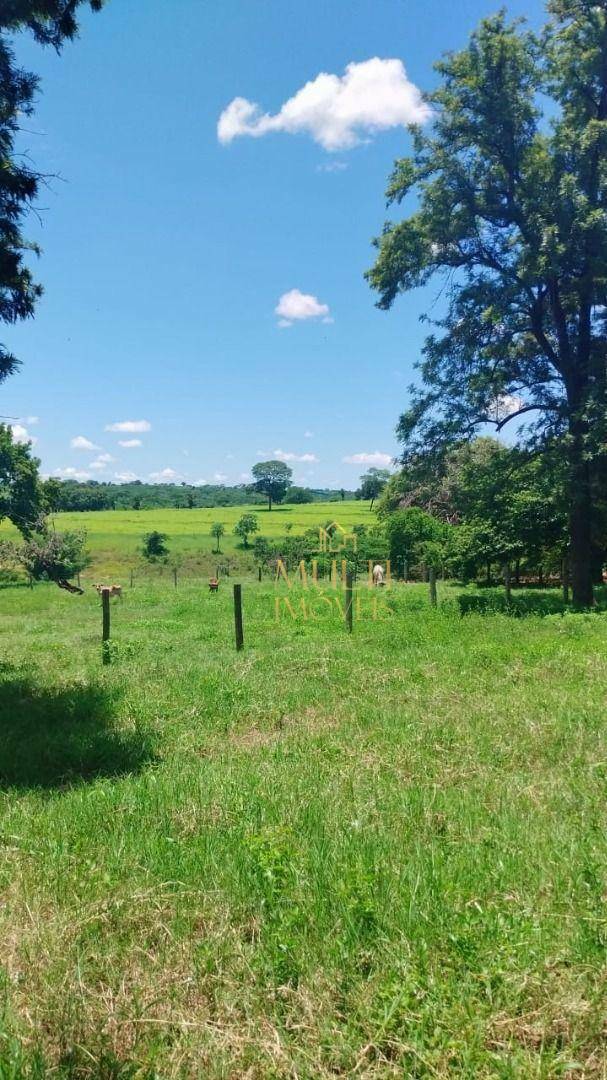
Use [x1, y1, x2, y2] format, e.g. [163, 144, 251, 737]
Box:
[368, 0, 607, 606]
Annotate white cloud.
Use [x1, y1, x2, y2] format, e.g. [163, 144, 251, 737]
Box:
[114, 471, 139, 482]
[89, 453, 114, 471]
[22, 415, 39, 425]
[53, 467, 91, 481]
[149, 467, 180, 482]
[273, 448, 318, 463]
[218, 58, 430, 152]
[71, 435, 99, 451]
[106, 420, 151, 433]
[275, 289, 331, 327]
[10, 423, 37, 446]
[118, 439, 142, 448]
[303, 430, 314, 439]
[238, 472, 251, 482]
[343, 451, 393, 467]
[214, 472, 228, 483]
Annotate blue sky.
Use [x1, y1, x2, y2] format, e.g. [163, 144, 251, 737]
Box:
[4, 0, 542, 488]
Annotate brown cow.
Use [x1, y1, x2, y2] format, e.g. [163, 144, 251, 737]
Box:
[93, 584, 122, 599]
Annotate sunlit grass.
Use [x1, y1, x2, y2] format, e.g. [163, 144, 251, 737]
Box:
[1, 578, 607, 1075]
[0, 501, 375, 579]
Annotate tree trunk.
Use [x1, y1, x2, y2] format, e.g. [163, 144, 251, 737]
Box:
[486, 560, 491, 586]
[569, 419, 595, 607]
[515, 559, 520, 586]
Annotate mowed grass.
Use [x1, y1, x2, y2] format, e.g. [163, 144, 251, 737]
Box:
[0, 502, 375, 579]
[1, 576, 607, 1077]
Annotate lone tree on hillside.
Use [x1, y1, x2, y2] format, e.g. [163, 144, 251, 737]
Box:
[233, 513, 259, 548]
[0, 1, 105, 380]
[210, 521, 225, 553]
[368, 1, 607, 607]
[357, 468, 391, 510]
[251, 460, 292, 510]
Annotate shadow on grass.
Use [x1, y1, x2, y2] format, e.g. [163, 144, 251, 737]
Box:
[458, 586, 607, 617]
[0, 669, 154, 791]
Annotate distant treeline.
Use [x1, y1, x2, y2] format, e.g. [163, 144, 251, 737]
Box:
[44, 480, 356, 512]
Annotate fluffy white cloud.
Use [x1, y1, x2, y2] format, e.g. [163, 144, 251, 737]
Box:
[106, 420, 151, 433]
[149, 467, 180, 482]
[118, 439, 142, 448]
[275, 289, 331, 327]
[343, 451, 393, 467]
[114, 471, 139, 482]
[71, 435, 99, 451]
[214, 472, 228, 483]
[273, 448, 318, 463]
[218, 58, 430, 151]
[53, 467, 91, 481]
[303, 430, 314, 439]
[10, 423, 37, 446]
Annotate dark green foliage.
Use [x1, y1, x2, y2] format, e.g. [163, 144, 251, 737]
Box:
[356, 468, 391, 509]
[251, 460, 292, 510]
[384, 507, 449, 572]
[17, 527, 90, 583]
[233, 513, 259, 548]
[0, 423, 43, 534]
[285, 486, 314, 504]
[368, 2, 607, 605]
[142, 531, 169, 560]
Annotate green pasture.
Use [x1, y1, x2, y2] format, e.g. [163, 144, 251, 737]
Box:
[0, 501, 375, 579]
[1, 577, 607, 1076]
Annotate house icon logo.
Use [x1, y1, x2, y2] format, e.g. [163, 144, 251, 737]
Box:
[318, 522, 357, 553]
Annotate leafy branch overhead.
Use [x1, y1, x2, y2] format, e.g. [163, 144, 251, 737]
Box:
[0, 2, 105, 379]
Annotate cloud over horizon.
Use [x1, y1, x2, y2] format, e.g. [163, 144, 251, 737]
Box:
[343, 451, 393, 467]
[218, 58, 430, 151]
[106, 420, 151, 433]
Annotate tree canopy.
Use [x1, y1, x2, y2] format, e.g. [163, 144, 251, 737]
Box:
[251, 460, 293, 511]
[368, 0, 607, 606]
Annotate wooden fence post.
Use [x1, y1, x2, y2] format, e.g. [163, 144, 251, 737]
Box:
[102, 587, 111, 665]
[345, 571, 354, 633]
[429, 567, 437, 607]
[504, 563, 511, 603]
[258, 566, 262, 582]
[233, 584, 244, 651]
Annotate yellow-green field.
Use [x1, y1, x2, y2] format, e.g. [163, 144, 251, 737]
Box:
[0, 501, 375, 578]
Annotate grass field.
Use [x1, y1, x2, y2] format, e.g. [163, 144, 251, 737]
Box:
[1, 575, 607, 1077]
[0, 501, 375, 579]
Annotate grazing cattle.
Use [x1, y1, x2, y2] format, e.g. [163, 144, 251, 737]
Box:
[93, 583, 122, 599]
[209, 578, 219, 592]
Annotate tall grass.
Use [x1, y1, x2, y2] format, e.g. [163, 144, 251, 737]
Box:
[1, 579, 606, 1076]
